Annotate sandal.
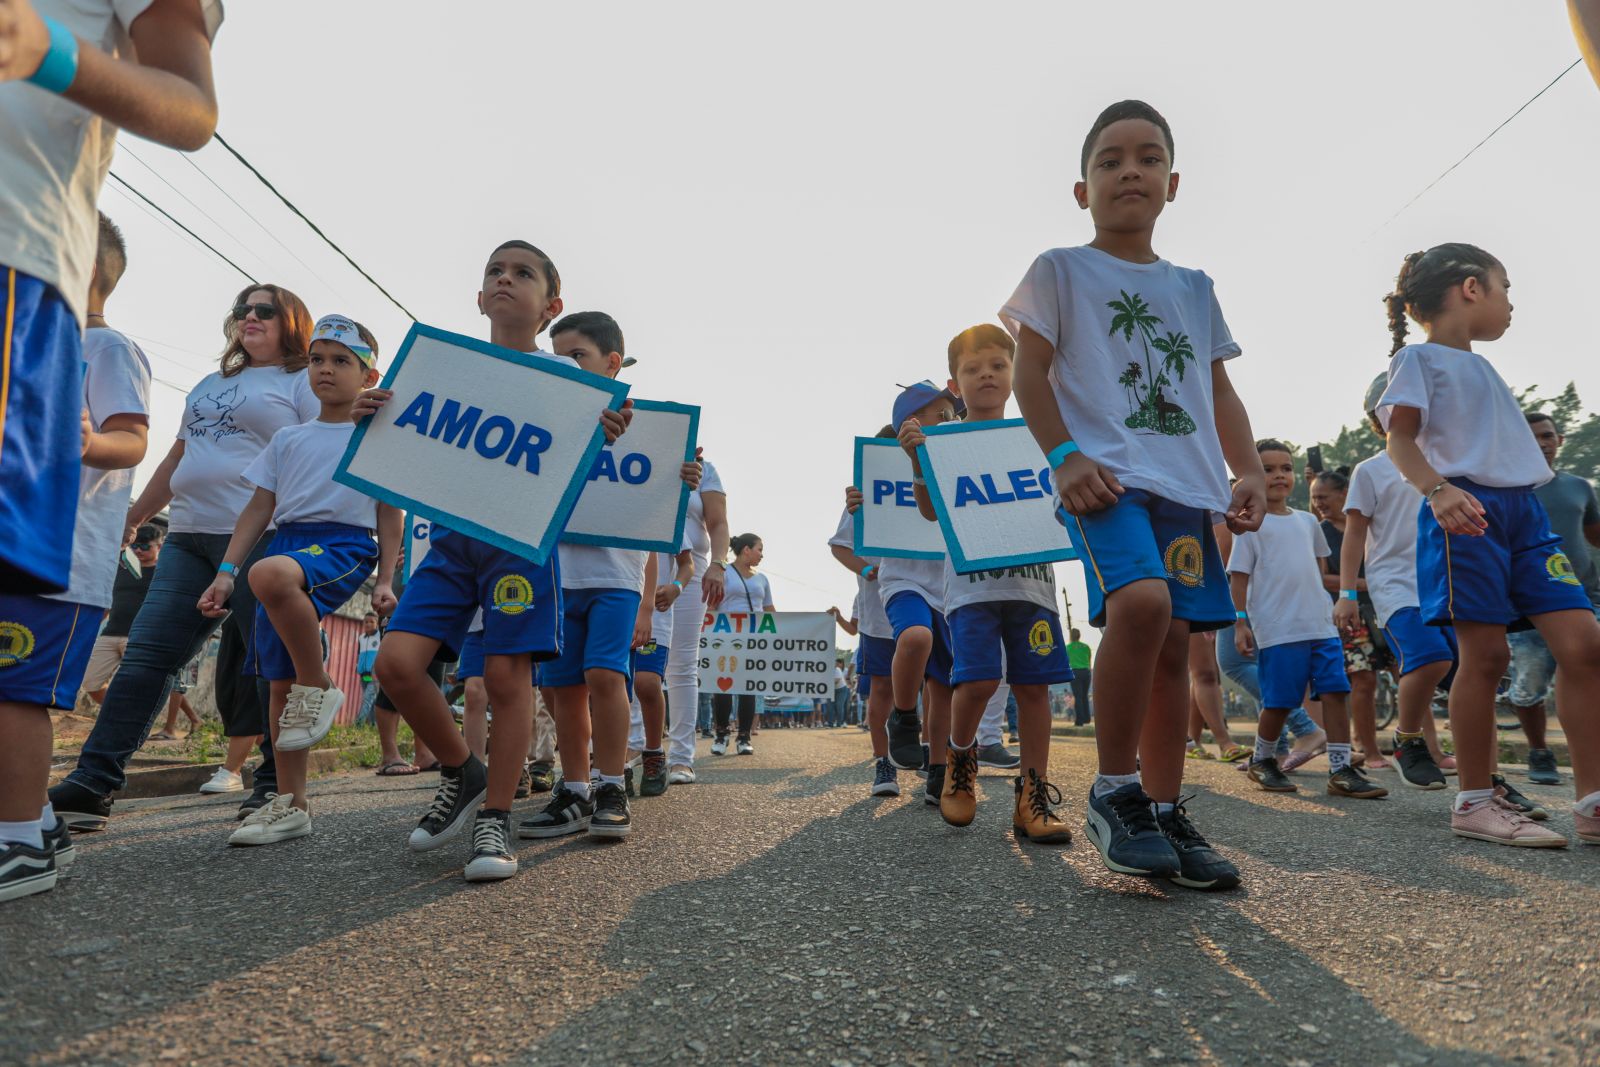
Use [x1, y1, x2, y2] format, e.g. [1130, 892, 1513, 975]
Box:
[1218, 745, 1252, 762]
[376, 760, 418, 776]
[148, 731, 177, 742]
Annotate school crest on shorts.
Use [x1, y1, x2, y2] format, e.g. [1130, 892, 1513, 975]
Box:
[492, 574, 535, 615]
[0, 621, 36, 668]
[1107, 290, 1197, 437]
[1545, 552, 1581, 586]
[639, 640, 658, 655]
[1027, 619, 1056, 657]
[1164, 535, 1204, 588]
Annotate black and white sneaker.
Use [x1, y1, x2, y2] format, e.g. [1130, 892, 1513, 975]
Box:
[1157, 798, 1240, 891]
[518, 786, 594, 838]
[236, 787, 275, 821]
[976, 742, 1021, 770]
[43, 819, 75, 875]
[923, 765, 946, 807]
[711, 734, 729, 756]
[1393, 734, 1446, 790]
[1493, 774, 1549, 820]
[515, 764, 532, 799]
[589, 783, 632, 840]
[463, 810, 517, 882]
[736, 738, 753, 756]
[886, 710, 923, 770]
[871, 756, 900, 797]
[407, 755, 488, 851]
[46, 780, 111, 832]
[0, 840, 57, 904]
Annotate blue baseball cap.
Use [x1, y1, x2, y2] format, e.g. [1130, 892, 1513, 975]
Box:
[892, 380, 960, 431]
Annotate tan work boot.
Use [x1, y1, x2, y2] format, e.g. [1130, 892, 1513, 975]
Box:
[940, 743, 979, 827]
[1012, 769, 1072, 844]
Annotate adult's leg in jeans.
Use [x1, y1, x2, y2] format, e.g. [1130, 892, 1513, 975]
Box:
[697, 693, 712, 734]
[1071, 671, 1092, 725]
[1505, 630, 1556, 749]
[665, 585, 705, 766]
[209, 542, 278, 793]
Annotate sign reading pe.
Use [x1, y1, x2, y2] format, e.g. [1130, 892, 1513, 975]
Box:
[916, 418, 1077, 574]
[562, 399, 699, 554]
[852, 437, 945, 560]
[697, 611, 835, 699]
[335, 324, 628, 566]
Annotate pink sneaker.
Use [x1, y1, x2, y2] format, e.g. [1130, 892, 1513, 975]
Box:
[1575, 807, 1600, 845]
[1279, 730, 1327, 773]
[1452, 798, 1567, 848]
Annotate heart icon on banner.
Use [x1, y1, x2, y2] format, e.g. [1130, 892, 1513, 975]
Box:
[716, 676, 734, 692]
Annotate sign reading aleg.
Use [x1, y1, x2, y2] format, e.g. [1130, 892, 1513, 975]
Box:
[562, 399, 699, 554]
[697, 611, 836, 699]
[852, 437, 945, 560]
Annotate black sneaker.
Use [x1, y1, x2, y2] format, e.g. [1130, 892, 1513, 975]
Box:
[1493, 774, 1549, 820]
[46, 781, 111, 832]
[1158, 799, 1241, 891]
[1084, 783, 1179, 878]
[1327, 765, 1388, 799]
[624, 765, 636, 797]
[923, 765, 946, 807]
[515, 764, 532, 799]
[639, 751, 668, 797]
[518, 785, 594, 838]
[527, 762, 555, 794]
[0, 839, 57, 904]
[407, 755, 488, 851]
[1526, 748, 1562, 785]
[236, 789, 276, 821]
[1247, 757, 1297, 793]
[43, 818, 75, 876]
[1393, 735, 1446, 790]
[886, 710, 923, 770]
[589, 783, 632, 840]
[976, 742, 1021, 770]
[463, 810, 517, 882]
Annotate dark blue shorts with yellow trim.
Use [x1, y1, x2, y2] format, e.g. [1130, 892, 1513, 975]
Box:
[0, 269, 83, 594]
[948, 600, 1073, 687]
[1059, 490, 1231, 631]
[387, 526, 562, 661]
[0, 594, 103, 709]
[1417, 480, 1592, 631]
[247, 522, 376, 680]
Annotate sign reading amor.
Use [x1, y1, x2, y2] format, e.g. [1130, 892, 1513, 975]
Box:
[852, 437, 945, 560]
[916, 418, 1078, 574]
[335, 324, 628, 565]
[562, 399, 699, 554]
[697, 611, 835, 699]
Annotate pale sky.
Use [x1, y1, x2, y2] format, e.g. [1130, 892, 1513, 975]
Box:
[107, 1, 1600, 648]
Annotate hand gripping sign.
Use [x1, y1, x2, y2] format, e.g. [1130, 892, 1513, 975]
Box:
[562, 399, 699, 554]
[915, 418, 1078, 574]
[697, 610, 836, 699]
[335, 324, 628, 565]
[852, 437, 946, 560]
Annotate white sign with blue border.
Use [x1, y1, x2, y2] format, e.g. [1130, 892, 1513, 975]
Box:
[562, 399, 699, 554]
[915, 418, 1078, 574]
[852, 437, 945, 560]
[334, 323, 628, 566]
[403, 514, 432, 580]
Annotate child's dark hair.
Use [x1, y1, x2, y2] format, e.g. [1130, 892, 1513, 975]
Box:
[1081, 100, 1174, 178]
[1383, 243, 1502, 356]
[731, 532, 762, 557]
[493, 239, 562, 298]
[1525, 411, 1560, 432]
[1313, 468, 1351, 492]
[1255, 438, 1292, 456]
[352, 320, 379, 361]
[551, 311, 624, 358]
[946, 323, 1015, 377]
[95, 211, 127, 293]
[875, 424, 896, 439]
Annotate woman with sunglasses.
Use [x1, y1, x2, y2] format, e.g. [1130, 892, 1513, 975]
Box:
[50, 286, 319, 830]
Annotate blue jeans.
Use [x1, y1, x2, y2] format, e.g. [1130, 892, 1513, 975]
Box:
[356, 680, 380, 725]
[1004, 690, 1018, 735]
[68, 531, 276, 796]
[696, 691, 714, 734]
[1214, 623, 1318, 739]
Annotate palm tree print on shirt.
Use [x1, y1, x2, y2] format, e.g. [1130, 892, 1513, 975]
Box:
[1106, 290, 1197, 436]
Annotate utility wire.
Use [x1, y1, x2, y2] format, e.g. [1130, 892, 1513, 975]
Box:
[116, 143, 268, 281]
[212, 132, 417, 321]
[106, 171, 257, 283]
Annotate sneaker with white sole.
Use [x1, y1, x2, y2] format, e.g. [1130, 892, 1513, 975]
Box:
[710, 735, 729, 756]
[0, 840, 57, 904]
[276, 684, 344, 751]
[1451, 797, 1566, 847]
[871, 756, 900, 797]
[518, 786, 594, 838]
[43, 819, 74, 875]
[198, 767, 244, 794]
[228, 793, 311, 846]
[408, 755, 488, 851]
[464, 810, 517, 881]
[667, 765, 696, 785]
[736, 739, 753, 756]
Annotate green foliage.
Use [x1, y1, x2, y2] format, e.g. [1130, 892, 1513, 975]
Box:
[178, 718, 411, 770]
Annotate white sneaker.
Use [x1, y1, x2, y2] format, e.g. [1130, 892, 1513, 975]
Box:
[736, 740, 753, 756]
[710, 737, 728, 756]
[276, 684, 343, 751]
[198, 767, 243, 794]
[228, 794, 311, 846]
[667, 765, 696, 784]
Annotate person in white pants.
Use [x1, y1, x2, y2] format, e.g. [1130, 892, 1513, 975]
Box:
[974, 663, 1021, 769]
[665, 460, 728, 782]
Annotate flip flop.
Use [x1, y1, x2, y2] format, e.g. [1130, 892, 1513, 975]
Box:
[148, 732, 177, 742]
[376, 760, 418, 776]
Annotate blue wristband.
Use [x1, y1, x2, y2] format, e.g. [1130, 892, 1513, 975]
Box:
[861, 564, 875, 579]
[672, 579, 684, 590]
[1235, 610, 1248, 621]
[1339, 589, 1359, 601]
[218, 562, 239, 577]
[1045, 441, 1080, 469]
[28, 17, 80, 95]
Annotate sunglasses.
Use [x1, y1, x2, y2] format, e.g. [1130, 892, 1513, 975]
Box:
[132, 542, 154, 550]
[231, 303, 278, 322]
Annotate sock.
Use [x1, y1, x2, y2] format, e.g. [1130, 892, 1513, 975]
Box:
[948, 736, 972, 753]
[1454, 787, 1494, 813]
[1092, 772, 1139, 798]
[1155, 802, 1175, 817]
[1254, 734, 1279, 764]
[894, 707, 918, 721]
[1395, 730, 1423, 743]
[1327, 743, 1352, 773]
[40, 803, 57, 832]
[1575, 790, 1600, 817]
[566, 779, 592, 800]
[0, 818, 44, 849]
[479, 808, 507, 819]
[599, 774, 625, 789]
[928, 762, 945, 773]
[644, 748, 663, 756]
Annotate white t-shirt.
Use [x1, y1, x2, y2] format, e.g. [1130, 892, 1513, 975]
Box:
[827, 507, 892, 639]
[1377, 343, 1550, 489]
[726, 568, 774, 615]
[879, 556, 945, 612]
[644, 548, 683, 649]
[943, 559, 1058, 615]
[46, 327, 151, 609]
[168, 366, 320, 533]
[1000, 245, 1241, 513]
[834, 666, 847, 689]
[557, 543, 649, 594]
[0, 1, 223, 323]
[1344, 452, 1421, 628]
[683, 459, 725, 572]
[242, 420, 377, 529]
[1227, 509, 1337, 649]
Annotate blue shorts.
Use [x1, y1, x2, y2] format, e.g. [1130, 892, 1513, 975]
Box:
[1418, 480, 1592, 631]
[457, 630, 485, 680]
[1060, 490, 1232, 632]
[387, 526, 562, 661]
[247, 523, 377, 681]
[859, 634, 894, 679]
[1258, 637, 1349, 710]
[884, 591, 953, 687]
[632, 638, 669, 678]
[947, 601, 1073, 687]
[0, 270, 83, 595]
[543, 587, 642, 687]
[0, 594, 103, 709]
[1381, 606, 1457, 677]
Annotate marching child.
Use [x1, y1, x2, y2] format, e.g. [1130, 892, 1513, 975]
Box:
[1005, 100, 1264, 888]
[1379, 243, 1600, 846]
[632, 541, 694, 796]
[1229, 440, 1386, 800]
[199, 315, 401, 846]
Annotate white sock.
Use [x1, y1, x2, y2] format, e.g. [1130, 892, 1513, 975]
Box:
[949, 736, 972, 753]
[565, 779, 592, 800]
[1574, 790, 1600, 817]
[1454, 787, 1495, 813]
[1155, 802, 1175, 817]
[1092, 772, 1140, 798]
[0, 818, 44, 849]
[1327, 743, 1352, 774]
[599, 773, 625, 788]
[1253, 734, 1279, 763]
[40, 803, 57, 832]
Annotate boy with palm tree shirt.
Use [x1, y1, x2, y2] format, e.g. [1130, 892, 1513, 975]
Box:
[1004, 99, 1265, 889]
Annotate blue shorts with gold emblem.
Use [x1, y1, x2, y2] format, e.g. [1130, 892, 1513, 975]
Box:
[1416, 479, 1591, 631]
[388, 526, 562, 662]
[0, 594, 103, 709]
[947, 600, 1073, 687]
[632, 637, 669, 678]
[1058, 489, 1231, 632]
[246, 522, 377, 680]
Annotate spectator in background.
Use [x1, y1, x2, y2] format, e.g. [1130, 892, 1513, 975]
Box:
[355, 612, 381, 726]
[81, 523, 164, 705]
[148, 657, 201, 741]
[1065, 629, 1093, 726]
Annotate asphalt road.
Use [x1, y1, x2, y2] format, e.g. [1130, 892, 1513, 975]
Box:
[2, 730, 1595, 1067]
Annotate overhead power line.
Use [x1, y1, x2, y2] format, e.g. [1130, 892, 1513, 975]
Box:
[106, 171, 257, 283]
[212, 132, 417, 321]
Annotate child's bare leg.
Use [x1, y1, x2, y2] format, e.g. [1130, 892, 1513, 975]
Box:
[248, 558, 332, 689]
[267, 681, 309, 810]
[1349, 669, 1380, 756]
[891, 629, 932, 710]
[376, 708, 406, 766]
[375, 633, 468, 767]
[223, 734, 257, 773]
[1398, 661, 1450, 734]
[1321, 692, 1351, 747]
[925, 681, 952, 765]
[1141, 620, 1192, 803]
[481, 653, 533, 810]
[637, 675, 665, 750]
[1187, 699, 1206, 747]
[161, 692, 183, 735]
[551, 685, 593, 788]
[1189, 635, 1234, 749]
[1530, 608, 1600, 798]
[950, 679, 998, 749]
[462, 677, 488, 761]
[1448, 622, 1509, 793]
[588, 669, 630, 778]
[1014, 684, 1051, 781]
[1094, 580, 1172, 776]
[0, 703, 51, 825]
[179, 693, 201, 727]
[867, 679, 892, 758]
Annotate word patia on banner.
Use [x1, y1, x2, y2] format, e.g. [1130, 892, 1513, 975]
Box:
[697, 610, 836, 698]
[852, 437, 945, 560]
